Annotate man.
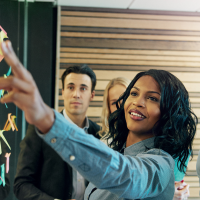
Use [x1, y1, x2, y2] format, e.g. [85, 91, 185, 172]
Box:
[13, 64, 100, 200]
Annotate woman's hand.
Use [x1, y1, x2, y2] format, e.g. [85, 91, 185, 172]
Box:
[0, 41, 54, 133]
[173, 181, 190, 200]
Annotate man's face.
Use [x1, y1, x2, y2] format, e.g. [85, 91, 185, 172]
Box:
[62, 73, 95, 118]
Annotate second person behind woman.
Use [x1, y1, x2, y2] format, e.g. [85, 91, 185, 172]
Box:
[99, 77, 130, 138]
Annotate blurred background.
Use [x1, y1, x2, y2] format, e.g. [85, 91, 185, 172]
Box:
[0, 0, 200, 199]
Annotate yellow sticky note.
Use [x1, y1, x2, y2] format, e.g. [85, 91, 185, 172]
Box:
[0, 130, 11, 150]
[3, 113, 18, 131]
[0, 26, 8, 61]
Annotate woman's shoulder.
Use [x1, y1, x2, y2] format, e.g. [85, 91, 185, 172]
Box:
[137, 148, 175, 169]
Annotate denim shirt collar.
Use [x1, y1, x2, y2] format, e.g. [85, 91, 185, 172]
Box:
[123, 137, 155, 156]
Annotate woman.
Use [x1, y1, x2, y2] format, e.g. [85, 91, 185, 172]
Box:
[99, 74, 193, 199]
[0, 41, 196, 199]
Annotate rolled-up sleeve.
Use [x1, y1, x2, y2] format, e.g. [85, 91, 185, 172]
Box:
[37, 110, 174, 199]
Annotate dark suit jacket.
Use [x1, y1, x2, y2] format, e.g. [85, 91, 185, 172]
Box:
[14, 113, 100, 200]
[0, 138, 10, 200]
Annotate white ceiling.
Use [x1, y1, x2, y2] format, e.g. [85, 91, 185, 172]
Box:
[19, 0, 200, 12]
[55, 0, 134, 9]
[129, 0, 200, 12]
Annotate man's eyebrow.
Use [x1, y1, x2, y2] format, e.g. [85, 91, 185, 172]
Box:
[132, 86, 160, 95]
[67, 83, 89, 88]
[80, 84, 88, 88]
[67, 83, 75, 85]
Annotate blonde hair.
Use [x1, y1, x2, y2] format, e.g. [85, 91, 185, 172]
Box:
[99, 77, 131, 138]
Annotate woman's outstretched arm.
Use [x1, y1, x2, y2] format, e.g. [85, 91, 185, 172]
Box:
[0, 40, 174, 200]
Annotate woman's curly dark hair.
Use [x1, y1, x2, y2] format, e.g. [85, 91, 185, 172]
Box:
[108, 69, 198, 173]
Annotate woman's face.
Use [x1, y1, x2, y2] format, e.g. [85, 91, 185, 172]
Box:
[108, 84, 127, 114]
[124, 75, 161, 136]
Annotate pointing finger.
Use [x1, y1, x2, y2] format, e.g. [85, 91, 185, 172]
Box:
[1, 41, 32, 82]
[0, 76, 33, 94]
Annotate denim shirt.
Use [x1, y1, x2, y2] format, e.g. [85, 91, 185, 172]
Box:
[37, 110, 175, 200]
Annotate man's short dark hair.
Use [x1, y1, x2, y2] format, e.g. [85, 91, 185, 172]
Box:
[61, 64, 96, 92]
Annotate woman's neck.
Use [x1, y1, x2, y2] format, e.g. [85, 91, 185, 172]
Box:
[126, 131, 154, 148]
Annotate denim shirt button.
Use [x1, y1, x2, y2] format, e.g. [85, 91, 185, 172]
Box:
[70, 155, 75, 161]
[51, 138, 56, 143]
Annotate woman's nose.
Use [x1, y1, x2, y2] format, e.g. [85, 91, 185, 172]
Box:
[133, 96, 145, 107]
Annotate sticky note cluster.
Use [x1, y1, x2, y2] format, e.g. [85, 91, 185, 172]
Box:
[0, 26, 14, 187]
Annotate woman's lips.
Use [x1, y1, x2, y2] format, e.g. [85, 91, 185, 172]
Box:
[128, 109, 146, 121]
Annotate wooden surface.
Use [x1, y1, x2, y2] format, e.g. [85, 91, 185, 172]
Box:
[56, 7, 200, 198]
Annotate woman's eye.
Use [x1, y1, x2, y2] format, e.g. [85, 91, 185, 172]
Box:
[111, 101, 116, 105]
[130, 92, 137, 96]
[149, 96, 159, 102]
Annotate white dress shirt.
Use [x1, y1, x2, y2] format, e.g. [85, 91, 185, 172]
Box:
[63, 109, 89, 200]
